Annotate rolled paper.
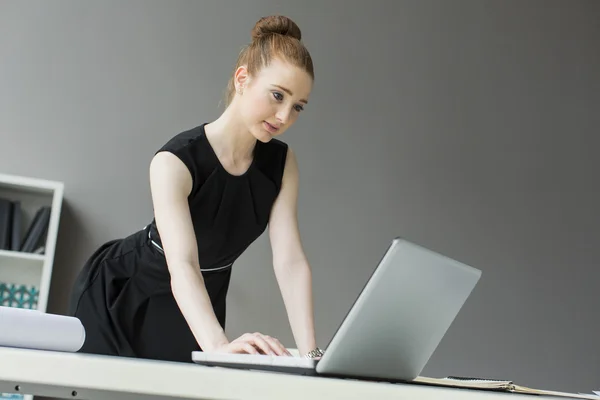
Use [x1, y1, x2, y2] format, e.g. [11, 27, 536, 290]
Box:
[0, 306, 86, 352]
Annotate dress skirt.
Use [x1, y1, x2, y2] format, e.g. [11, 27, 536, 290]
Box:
[67, 226, 232, 363]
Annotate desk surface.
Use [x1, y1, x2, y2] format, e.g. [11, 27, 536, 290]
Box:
[0, 347, 584, 400]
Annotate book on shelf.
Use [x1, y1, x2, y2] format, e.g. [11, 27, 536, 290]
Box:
[0, 196, 51, 254]
[0, 198, 13, 250]
[414, 376, 600, 399]
[20, 206, 51, 253]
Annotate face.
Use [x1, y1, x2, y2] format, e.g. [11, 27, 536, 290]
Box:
[234, 57, 313, 142]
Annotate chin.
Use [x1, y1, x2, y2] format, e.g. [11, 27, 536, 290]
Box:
[252, 125, 274, 143]
[258, 134, 272, 143]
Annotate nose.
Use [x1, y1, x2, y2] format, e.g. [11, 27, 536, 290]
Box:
[275, 108, 291, 125]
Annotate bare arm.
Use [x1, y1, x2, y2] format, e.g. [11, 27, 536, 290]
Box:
[268, 147, 317, 356]
[149, 151, 229, 351]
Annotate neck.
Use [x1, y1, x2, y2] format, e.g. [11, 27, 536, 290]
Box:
[205, 106, 257, 162]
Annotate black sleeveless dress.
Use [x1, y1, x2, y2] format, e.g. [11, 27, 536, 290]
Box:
[68, 123, 288, 363]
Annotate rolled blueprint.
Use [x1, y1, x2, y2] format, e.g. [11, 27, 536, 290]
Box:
[0, 306, 86, 352]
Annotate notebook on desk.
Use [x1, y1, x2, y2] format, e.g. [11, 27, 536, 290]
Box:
[413, 376, 600, 400]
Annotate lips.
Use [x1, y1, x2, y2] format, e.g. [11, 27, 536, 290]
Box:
[263, 121, 279, 133]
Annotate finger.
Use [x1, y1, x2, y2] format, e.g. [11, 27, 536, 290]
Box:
[261, 335, 290, 356]
[232, 333, 254, 345]
[228, 338, 258, 355]
[240, 342, 259, 355]
[248, 334, 276, 355]
[274, 338, 292, 356]
[264, 335, 291, 356]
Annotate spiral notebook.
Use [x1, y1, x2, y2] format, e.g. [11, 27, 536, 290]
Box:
[413, 376, 600, 399]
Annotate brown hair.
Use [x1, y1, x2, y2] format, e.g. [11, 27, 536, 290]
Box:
[224, 15, 314, 107]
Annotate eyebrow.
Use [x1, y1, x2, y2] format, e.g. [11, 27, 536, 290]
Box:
[272, 84, 308, 104]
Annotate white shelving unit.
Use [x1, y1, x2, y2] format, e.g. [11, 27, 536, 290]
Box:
[0, 173, 64, 400]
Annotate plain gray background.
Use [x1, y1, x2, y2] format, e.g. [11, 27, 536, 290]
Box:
[1, 0, 598, 394]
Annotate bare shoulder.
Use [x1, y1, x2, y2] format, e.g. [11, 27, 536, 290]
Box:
[149, 151, 193, 196]
[149, 151, 199, 269]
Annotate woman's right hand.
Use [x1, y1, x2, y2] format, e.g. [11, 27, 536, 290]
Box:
[212, 332, 292, 356]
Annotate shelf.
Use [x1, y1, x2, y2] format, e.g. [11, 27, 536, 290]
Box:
[0, 249, 45, 264]
[0, 173, 63, 400]
[0, 172, 64, 314]
[0, 173, 62, 194]
[0, 265, 42, 288]
[0, 250, 44, 287]
[0, 249, 46, 285]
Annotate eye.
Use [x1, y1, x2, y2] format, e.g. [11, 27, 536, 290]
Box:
[272, 91, 304, 112]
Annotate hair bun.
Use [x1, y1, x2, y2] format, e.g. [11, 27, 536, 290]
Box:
[251, 15, 302, 41]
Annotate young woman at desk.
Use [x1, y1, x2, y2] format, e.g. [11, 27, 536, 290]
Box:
[68, 15, 324, 363]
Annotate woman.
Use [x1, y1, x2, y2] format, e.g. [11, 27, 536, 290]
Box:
[68, 14, 324, 363]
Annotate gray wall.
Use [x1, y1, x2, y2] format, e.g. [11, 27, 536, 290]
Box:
[1, 0, 599, 394]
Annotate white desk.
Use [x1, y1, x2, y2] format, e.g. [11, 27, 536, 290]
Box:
[0, 347, 580, 400]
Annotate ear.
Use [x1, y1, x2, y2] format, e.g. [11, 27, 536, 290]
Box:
[234, 65, 250, 92]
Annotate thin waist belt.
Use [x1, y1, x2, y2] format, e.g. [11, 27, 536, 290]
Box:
[143, 225, 233, 273]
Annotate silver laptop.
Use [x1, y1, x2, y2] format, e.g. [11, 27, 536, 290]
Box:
[192, 237, 482, 382]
